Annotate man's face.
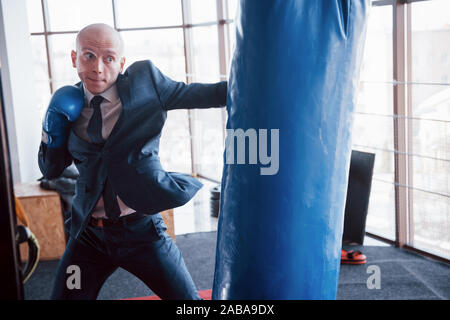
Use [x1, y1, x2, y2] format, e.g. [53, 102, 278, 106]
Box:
[71, 30, 125, 95]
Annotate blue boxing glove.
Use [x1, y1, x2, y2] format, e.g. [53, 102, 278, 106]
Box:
[42, 86, 84, 148]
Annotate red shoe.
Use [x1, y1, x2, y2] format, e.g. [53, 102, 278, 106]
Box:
[341, 249, 366, 265]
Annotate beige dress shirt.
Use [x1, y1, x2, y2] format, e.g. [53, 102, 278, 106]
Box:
[72, 84, 135, 219]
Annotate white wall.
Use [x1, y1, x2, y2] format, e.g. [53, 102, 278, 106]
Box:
[0, 0, 42, 183]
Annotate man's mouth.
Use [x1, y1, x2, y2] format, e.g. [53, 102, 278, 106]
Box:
[88, 78, 105, 83]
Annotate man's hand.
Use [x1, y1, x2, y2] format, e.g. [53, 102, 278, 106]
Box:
[42, 86, 84, 148]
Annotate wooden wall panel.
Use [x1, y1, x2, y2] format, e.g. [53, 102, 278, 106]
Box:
[161, 209, 175, 242]
[14, 183, 66, 261]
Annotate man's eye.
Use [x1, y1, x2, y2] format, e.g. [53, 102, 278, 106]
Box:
[86, 53, 94, 59]
[106, 56, 113, 62]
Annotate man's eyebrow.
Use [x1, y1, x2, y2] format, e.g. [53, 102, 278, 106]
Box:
[103, 49, 119, 56]
[80, 47, 118, 55]
[80, 47, 97, 53]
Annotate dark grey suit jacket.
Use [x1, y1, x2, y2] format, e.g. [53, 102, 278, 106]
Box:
[38, 60, 227, 238]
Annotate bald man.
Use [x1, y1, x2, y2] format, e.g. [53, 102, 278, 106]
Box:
[72, 24, 125, 95]
[38, 23, 227, 300]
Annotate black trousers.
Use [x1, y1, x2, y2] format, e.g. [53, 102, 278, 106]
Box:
[51, 213, 200, 300]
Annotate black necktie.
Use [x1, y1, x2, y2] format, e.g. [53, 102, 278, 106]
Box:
[87, 95, 105, 144]
[86, 95, 121, 219]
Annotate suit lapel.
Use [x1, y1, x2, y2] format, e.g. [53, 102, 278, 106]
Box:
[104, 73, 130, 148]
[116, 73, 131, 110]
[73, 75, 130, 148]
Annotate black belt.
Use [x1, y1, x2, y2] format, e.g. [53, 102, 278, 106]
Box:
[89, 212, 148, 228]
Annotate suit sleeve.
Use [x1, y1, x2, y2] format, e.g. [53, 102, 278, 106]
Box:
[38, 140, 73, 180]
[148, 60, 227, 111]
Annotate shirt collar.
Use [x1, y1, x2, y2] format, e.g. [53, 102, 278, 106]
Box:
[83, 83, 120, 106]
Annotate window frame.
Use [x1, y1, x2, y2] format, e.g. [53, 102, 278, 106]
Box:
[363, 0, 449, 263]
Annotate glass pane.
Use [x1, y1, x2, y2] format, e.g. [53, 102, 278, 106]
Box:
[160, 109, 192, 174]
[412, 189, 450, 260]
[29, 36, 51, 118]
[120, 29, 190, 173]
[352, 81, 395, 240]
[355, 82, 394, 116]
[352, 113, 394, 151]
[359, 4, 393, 82]
[411, 0, 450, 84]
[115, 0, 182, 28]
[410, 84, 450, 123]
[228, 21, 236, 62]
[352, 146, 396, 240]
[46, 0, 114, 31]
[409, 83, 450, 162]
[48, 34, 79, 88]
[351, 4, 396, 241]
[409, 83, 450, 257]
[191, 25, 220, 82]
[365, 178, 396, 240]
[120, 29, 186, 80]
[409, 116, 449, 166]
[191, 108, 225, 181]
[411, 156, 449, 197]
[227, 0, 238, 20]
[190, 0, 217, 24]
[26, 0, 44, 33]
[189, 25, 223, 180]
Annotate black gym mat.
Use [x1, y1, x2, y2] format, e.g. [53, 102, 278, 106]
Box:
[24, 231, 450, 300]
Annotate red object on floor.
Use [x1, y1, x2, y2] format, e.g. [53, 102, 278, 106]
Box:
[123, 289, 212, 300]
[341, 249, 367, 265]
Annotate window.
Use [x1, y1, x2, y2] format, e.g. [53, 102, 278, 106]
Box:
[46, 0, 114, 31]
[114, 0, 182, 28]
[190, 0, 217, 24]
[352, 0, 449, 260]
[408, 0, 450, 259]
[26, 0, 44, 33]
[352, 4, 395, 240]
[189, 25, 223, 180]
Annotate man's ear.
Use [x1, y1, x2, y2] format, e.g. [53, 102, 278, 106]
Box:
[71, 50, 77, 68]
[119, 57, 126, 73]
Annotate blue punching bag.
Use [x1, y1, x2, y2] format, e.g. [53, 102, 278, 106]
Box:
[213, 0, 369, 299]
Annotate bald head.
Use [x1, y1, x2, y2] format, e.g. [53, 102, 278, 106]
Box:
[76, 23, 124, 56]
[71, 23, 126, 94]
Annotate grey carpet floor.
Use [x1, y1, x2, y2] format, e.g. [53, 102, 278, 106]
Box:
[24, 231, 450, 300]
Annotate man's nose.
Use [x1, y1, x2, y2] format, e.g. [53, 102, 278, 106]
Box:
[93, 59, 104, 73]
